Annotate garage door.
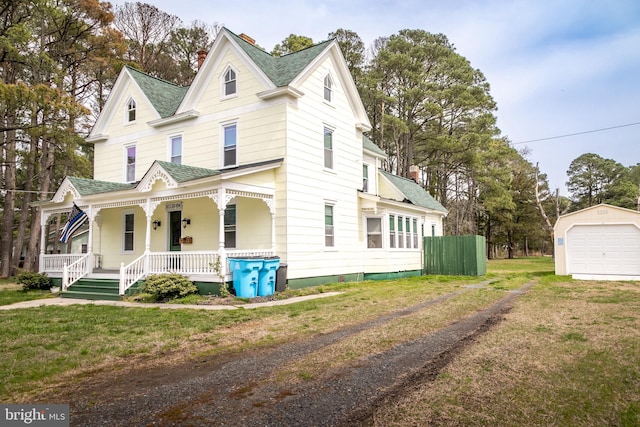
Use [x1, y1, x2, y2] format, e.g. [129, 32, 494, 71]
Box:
[567, 224, 640, 276]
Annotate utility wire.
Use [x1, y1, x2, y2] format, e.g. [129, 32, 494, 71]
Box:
[512, 121, 640, 145]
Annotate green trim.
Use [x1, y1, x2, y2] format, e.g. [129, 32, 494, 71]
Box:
[287, 270, 423, 289]
[193, 281, 228, 296]
[363, 270, 422, 281]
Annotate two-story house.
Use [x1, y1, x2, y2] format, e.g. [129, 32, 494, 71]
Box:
[38, 28, 447, 296]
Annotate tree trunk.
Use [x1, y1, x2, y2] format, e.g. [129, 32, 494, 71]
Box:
[0, 126, 17, 277]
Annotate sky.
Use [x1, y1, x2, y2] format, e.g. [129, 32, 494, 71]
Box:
[111, 0, 640, 196]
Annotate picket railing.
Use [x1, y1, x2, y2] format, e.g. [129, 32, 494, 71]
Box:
[42, 254, 86, 273]
[62, 254, 90, 291]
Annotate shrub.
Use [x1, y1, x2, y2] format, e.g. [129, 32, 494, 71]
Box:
[140, 273, 198, 300]
[15, 271, 52, 291]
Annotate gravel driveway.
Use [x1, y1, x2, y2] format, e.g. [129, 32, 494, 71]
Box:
[52, 281, 532, 426]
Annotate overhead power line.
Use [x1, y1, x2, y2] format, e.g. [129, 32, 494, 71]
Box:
[512, 121, 640, 145]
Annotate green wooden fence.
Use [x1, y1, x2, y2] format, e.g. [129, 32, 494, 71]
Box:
[424, 235, 487, 276]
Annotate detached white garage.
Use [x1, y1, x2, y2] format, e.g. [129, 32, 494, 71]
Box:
[555, 204, 640, 281]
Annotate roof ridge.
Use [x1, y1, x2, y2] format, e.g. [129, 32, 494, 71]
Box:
[125, 65, 188, 89]
[278, 38, 333, 58]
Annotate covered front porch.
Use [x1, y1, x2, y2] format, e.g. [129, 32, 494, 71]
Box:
[41, 248, 274, 296]
[38, 160, 282, 295]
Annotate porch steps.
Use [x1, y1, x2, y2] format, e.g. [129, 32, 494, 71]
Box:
[61, 278, 138, 301]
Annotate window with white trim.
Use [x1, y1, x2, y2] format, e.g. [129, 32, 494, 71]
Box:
[325, 204, 334, 247]
[324, 74, 332, 102]
[123, 212, 134, 252]
[170, 135, 182, 164]
[224, 204, 236, 248]
[366, 218, 382, 248]
[324, 127, 333, 169]
[223, 123, 237, 167]
[125, 145, 136, 182]
[224, 67, 236, 96]
[389, 214, 420, 249]
[389, 215, 396, 248]
[127, 98, 136, 122]
[362, 164, 369, 192]
[405, 217, 411, 248]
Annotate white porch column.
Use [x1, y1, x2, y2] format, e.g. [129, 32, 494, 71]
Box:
[39, 209, 47, 272]
[86, 205, 94, 272]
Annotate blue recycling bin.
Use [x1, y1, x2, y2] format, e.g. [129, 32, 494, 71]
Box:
[228, 258, 263, 298]
[258, 257, 280, 297]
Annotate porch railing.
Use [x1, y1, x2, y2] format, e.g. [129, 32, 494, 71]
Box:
[147, 251, 220, 275]
[62, 254, 90, 291]
[119, 253, 146, 295]
[119, 251, 224, 295]
[42, 254, 86, 273]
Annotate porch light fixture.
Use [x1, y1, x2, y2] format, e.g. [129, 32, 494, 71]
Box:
[152, 220, 161, 230]
[182, 218, 191, 228]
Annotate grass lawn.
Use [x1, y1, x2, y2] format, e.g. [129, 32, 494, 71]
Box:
[1, 257, 639, 426]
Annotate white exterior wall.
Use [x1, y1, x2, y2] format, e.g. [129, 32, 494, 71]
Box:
[94, 47, 287, 183]
[282, 56, 365, 280]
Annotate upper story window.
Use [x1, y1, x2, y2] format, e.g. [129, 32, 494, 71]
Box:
[224, 67, 237, 96]
[126, 98, 136, 122]
[323, 74, 332, 102]
[362, 164, 369, 192]
[125, 145, 136, 182]
[324, 127, 333, 169]
[325, 204, 334, 247]
[170, 135, 182, 164]
[223, 123, 237, 167]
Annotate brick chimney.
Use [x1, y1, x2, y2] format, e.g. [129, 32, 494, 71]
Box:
[409, 165, 420, 183]
[197, 50, 208, 69]
[239, 33, 255, 45]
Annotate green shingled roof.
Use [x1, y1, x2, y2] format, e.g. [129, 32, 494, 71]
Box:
[379, 170, 448, 213]
[226, 29, 332, 87]
[154, 161, 221, 182]
[67, 176, 135, 196]
[362, 135, 387, 157]
[126, 66, 189, 118]
[124, 30, 332, 119]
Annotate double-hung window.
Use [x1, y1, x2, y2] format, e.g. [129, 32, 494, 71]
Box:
[123, 212, 134, 252]
[223, 123, 237, 167]
[325, 204, 334, 247]
[406, 218, 412, 248]
[127, 98, 136, 122]
[323, 74, 332, 102]
[170, 135, 182, 164]
[362, 164, 369, 192]
[397, 216, 404, 248]
[413, 218, 419, 248]
[224, 68, 236, 96]
[224, 204, 236, 248]
[324, 127, 333, 169]
[125, 145, 136, 182]
[389, 215, 396, 248]
[366, 218, 382, 248]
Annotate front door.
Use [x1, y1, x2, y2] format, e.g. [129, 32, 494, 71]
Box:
[169, 210, 181, 269]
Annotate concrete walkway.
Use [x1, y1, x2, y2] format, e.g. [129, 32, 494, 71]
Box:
[0, 292, 343, 311]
